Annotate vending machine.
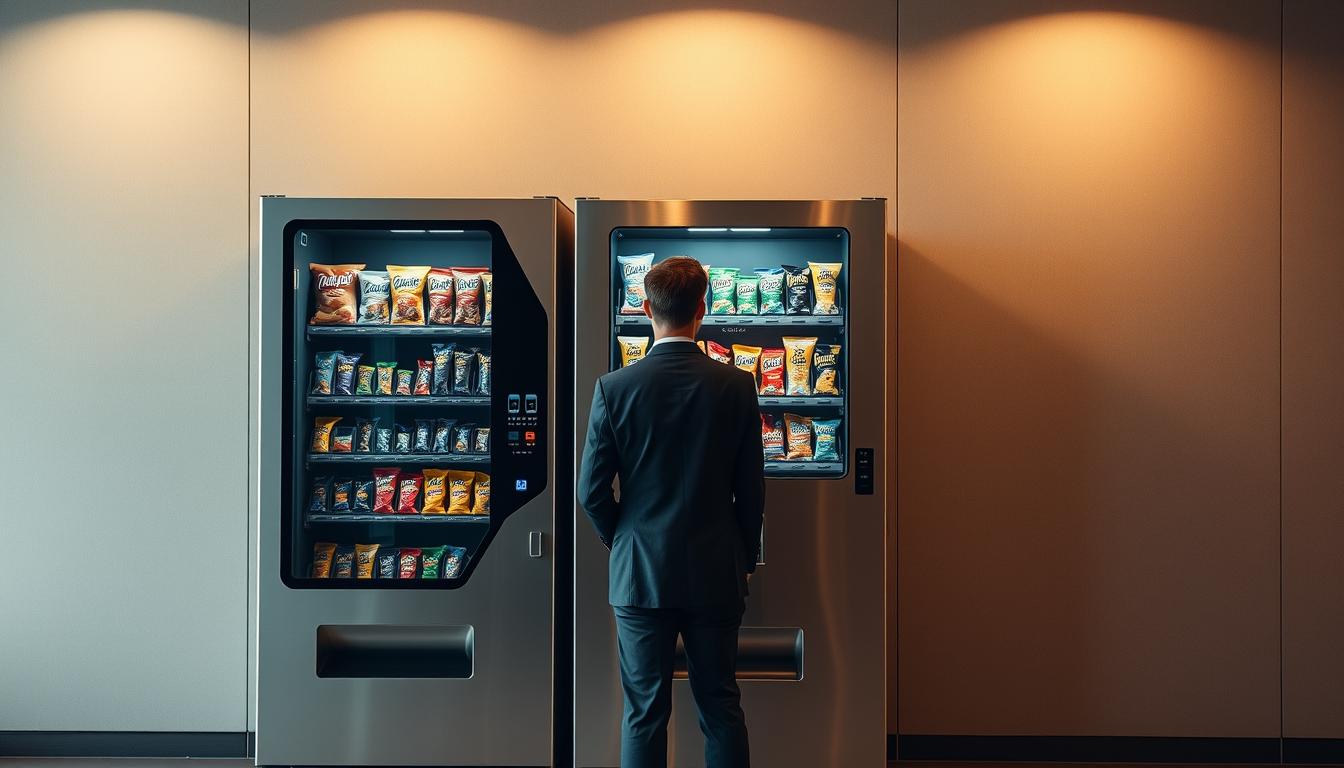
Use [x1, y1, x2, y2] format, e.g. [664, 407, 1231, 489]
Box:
[572, 199, 888, 767]
[256, 197, 572, 767]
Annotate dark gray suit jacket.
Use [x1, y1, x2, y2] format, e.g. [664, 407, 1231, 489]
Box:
[579, 340, 766, 608]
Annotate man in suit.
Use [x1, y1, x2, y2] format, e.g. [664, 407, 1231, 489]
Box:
[579, 255, 765, 768]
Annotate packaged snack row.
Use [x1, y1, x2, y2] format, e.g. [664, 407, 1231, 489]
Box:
[311, 542, 468, 579]
[310, 469, 490, 516]
[616, 335, 842, 397]
[311, 346, 490, 397]
[309, 263, 492, 326]
[311, 416, 490, 455]
[616, 255, 842, 317]
[762, 413, 841, 462]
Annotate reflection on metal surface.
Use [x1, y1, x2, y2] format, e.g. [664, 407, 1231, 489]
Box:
[672, 627, 804, 681]
[316, 624, 474, 678]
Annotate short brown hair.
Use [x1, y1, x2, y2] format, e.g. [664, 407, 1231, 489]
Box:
[643, 256, 707, 327]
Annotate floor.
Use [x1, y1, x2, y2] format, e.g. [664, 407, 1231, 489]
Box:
[0, 761, 1337, 768]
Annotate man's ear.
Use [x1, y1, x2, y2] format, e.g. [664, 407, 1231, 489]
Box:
[642, 299, 653, 319]
[696, 299, 706, 320]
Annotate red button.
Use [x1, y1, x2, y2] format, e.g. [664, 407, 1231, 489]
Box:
[525, 431, 536, 443]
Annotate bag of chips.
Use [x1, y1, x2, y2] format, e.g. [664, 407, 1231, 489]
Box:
[813, 343, 842, 395]
[756, 267, 785, 314]
[332, 478, 353, 512]
[353, 479, 374, 512]
[431, 343, 455, 395]
[311, 351, 339, 395]
[376, 361, 396, 395]
[452, 349, 475, 394]
[310, 416, 340, 453]
[421, 468, 449, 514]
[447, 469, 475, 515]
[617, 253, 654, 314]
[355, 543, 380, 578]
[332, 546, 356, 578]
[309, 264, 364, 324]
[473, 427, 490, 454]
[784, 265, 811, 315]
[394, 423, 411, 453]
[412, 359, 432, 396]
[782, 337, 817, 396]
[311, 542, 337, 578]
[708, 267, 739, 314]
[420, 545, 447, 579]
[472, 472, 491, 515]
[355, 418, 375, 453]
[784, 413, 814, 460]
[426, 267, 455, 325]
[732, 344, 762, 379]
[375, 428, 392, 454]
[482, 271, 493, 326]
[357, 270, 390, 324]
[452, 267, 488, 325]
[398, 548, 421, 579]
[618, 336, 649, 367]
[331, 426, 354, 453]
[758, 348, 786, 395]
[475, 351, 491, 395]
[697, 341, 706, 353]
[310, 476, 332, 513]
[413, 419, 433, 453]
[332, 352, 361, 396]
[433, 418, 455, 453]
[443, 546, 468, 579]
[735, 276, 760, 315]
[705, 340, 732, 364]
[808, 261, 843, 315]
[372, 467, 400, 514]
[388, 265, 430, 324]
[376, 549, 398, 579]
[813, 418, 841, 461]
[761, 414, 785, 460]
[396, 369, 413, 396]
[355, 364, 375, 396]
[452, 423, 473, 454]
[397, 472, 423, 514]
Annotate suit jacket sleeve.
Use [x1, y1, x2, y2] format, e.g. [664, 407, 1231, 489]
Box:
[578, 379, 620, 549]
[732, 373, 766, 572]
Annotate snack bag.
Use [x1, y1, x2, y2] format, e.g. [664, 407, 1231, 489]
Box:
[813, 418, 841, 461]
[309, 476, 332, 513]
[735, 276, 760, 315]
[443, 546, 468, 579]
[482, 271, 493, 326]
[697, 341, 706, 353]
[413, 419, 433, 453]
[353, 479, 374, 512]
[355, 419, 374, 453]
[782, 337, 817, 396]
[357, 270, 390, 324]
[784, 265, 811, 315]
[396, 369, 413, 396]
[420, 546, 447, 579]
[431, 343, 455, 395]
[756, 267, 785, 314]
[433, 419, 455, 453]
[426, 267, 455, 325]
[708, 267, 739, 314]
[332, 478, 352, 512]
[618, 336, 649, 367]
[311, 351, 338, 395]
[397, 472, 423, 514]
[813, 343, 842, 395]
[309, 264, 364, 324]
[332, 546, 356, 578]
[732, 344, 762, 379]
[355, 364, 375, 396]
[398, 548, 421, 579]
[761, 414, 786, 460]
[452, 267, 488, 325]
[452, 423, 473, 454]
[376, 549, 399, 579]
[758, 348, 786, 395]
[331, 427, 354, 453]
[705, 340, 732, 364]
[414, 359, 433, 396]
[376, 361, 396, 395]
[473, 427, 490, 454]
[616, 253, 654, 314]
[387, 265, 430, 324]
[372, 467, 400, 514]
[310, 416, 340, 453]
[475, 351, 491, 396]
[394, 423, 412, 453]
[784, 413, 814, 460]
[375, 428, 392, 454]
[311, 542, 337, 578]
[333, 352, 362, 396]
[422, 468, 449, 514]
[472, 472, 491, 516]
[452, 349, 475, 395]
[355, 543, 380, 579]
[446, 469, 475, 515]
[808, 262, 843, 315]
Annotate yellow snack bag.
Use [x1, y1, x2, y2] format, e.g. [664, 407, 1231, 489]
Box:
[421, 469, 449, 515]
[807, 262, 843, 315]
[618, 336, 650, 367]
[782, 337, 817, 396]
[355, 543, 380, 579]
[310, 416, 341, 453]
[446, 470, 475, 515]
[732, 344, 763, 379]
[387, 265, 430, 325]
[472, 472, 491, 516]
[311, 542, 337, 578]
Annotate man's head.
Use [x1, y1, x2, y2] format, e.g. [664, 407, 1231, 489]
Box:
[642, 256, 707, 336]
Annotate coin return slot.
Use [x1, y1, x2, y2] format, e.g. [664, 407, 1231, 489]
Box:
[673, 627, 803, 681]
[316, 624, 474, 678]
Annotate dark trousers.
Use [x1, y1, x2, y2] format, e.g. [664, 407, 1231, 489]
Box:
[613, 602, 750, 768]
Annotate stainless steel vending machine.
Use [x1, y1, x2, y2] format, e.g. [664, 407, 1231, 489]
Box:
[573, 199, 888, 767]
[257, 197, 573, 767]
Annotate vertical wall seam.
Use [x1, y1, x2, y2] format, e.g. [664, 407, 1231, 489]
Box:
[244, 0, 253, 735]
[892, 0, 901, 751]
[1278, 0, 1285, 758]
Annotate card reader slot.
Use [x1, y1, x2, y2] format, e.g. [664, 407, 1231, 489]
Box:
[316, 624, 474, 678]
[673, 627, 804, 681]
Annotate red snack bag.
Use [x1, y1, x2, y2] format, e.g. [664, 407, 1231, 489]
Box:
[414, 359, 433, 395]
[426, 268, 455, 325]
[758, 348, 786, 395]
[396, 472, 423, 514]
[761, 413, 785, 460]
[452, 267, 488, 325]
[705, 340, 731, 364]
[372, 467, 400, 514]
[398, 548, 422, 579]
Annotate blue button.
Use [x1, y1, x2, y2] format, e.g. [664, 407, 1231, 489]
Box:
[515, 479, 528, 491]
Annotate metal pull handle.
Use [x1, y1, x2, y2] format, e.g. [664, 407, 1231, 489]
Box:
[757, 522, 766, 567]
[528, 531, 543, 558]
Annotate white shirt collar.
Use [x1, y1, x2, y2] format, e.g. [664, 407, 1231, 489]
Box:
[651, 335, 696, 348]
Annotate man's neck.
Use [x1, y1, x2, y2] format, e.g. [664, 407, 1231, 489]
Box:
[651, 325, 697, 342]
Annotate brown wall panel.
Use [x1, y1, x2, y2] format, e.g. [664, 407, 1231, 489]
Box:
[897, 0, 1281, 736]
[1282, 0, 1344, 740]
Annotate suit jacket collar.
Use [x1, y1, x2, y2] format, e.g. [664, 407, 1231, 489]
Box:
[647, 340, 701, 356]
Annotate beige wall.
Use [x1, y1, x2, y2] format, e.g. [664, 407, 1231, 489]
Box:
[1282, 0, 1344, 741]
[897, 0, 1283, 737]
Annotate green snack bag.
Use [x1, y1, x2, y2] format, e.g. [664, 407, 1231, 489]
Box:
[420, 545, 447, 579]
[734, 276, 759, 315]
[354, 364, 375, 396]
[756, 267, 785, 314]
[708, 267, 739, 315]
